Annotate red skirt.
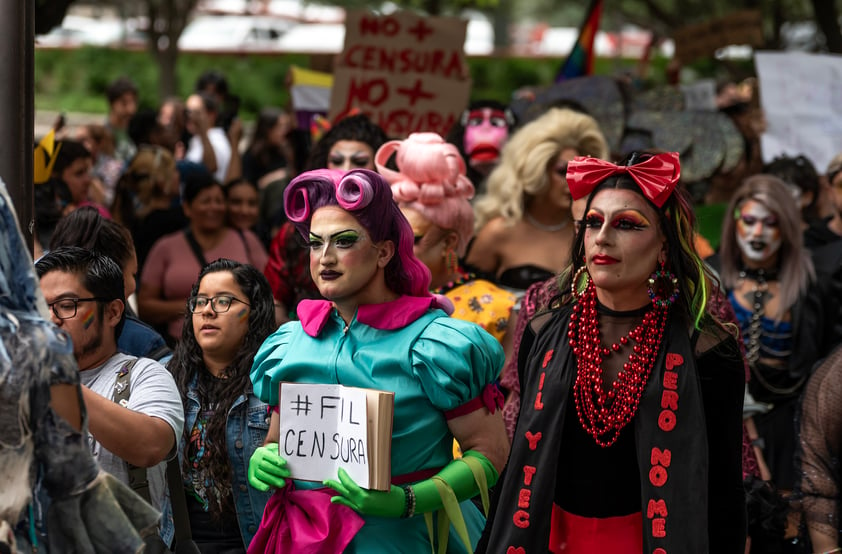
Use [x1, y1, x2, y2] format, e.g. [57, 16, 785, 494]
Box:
[549, 504, 642, 553]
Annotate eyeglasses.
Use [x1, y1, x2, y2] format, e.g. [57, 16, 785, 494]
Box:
[188, 295, 250, 314]
[48, 297, 106, 320]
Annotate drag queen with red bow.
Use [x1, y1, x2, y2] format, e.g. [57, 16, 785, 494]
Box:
[478, 152, 747, 553]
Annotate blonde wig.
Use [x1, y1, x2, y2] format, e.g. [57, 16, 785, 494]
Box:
[473, 107, 608, 230]
[719, 174, 815, 320]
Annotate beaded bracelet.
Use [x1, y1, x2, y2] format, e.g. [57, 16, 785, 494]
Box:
[401, 484, 416, 518]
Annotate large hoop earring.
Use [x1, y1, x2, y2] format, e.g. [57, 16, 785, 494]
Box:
[570, 265, 590, 298]
[648, 262, 679, 308]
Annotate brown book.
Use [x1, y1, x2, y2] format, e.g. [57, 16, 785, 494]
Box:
[363, 387, 395, 491]
[278, 382, 395, 491]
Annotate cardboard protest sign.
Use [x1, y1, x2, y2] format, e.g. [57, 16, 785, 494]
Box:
[278, 382, 394, 490]
[673, 10, 763, 64]
[755, 51, 842, 171]
[329, 10, 472, 138]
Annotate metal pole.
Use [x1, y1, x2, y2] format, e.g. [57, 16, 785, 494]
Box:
[0, 0, 35, 254]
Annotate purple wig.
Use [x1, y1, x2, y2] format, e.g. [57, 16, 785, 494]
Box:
[284, 168, 432, 298]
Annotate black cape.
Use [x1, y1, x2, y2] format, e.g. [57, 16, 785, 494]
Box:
[478, 304, 746, 553]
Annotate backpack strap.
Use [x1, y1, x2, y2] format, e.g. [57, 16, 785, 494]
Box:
[112, 357, 152, 504]
[112, 357, 137, 407]
[183, 228, 208, 268]
[235, 228, 253, 267]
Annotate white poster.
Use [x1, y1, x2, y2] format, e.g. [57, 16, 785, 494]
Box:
[755, 51, 842, 171]
[278, 382, 371, 488]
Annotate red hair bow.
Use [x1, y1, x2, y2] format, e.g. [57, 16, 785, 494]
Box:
[566, 152, 681, 208]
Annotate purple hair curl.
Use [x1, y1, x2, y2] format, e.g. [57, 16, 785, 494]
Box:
[284, 184, 312, 223]
[283, 168, 433, 299]
[335, 171, 375, 211]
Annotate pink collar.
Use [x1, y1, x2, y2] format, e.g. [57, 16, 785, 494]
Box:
[296, 296, 436, 337]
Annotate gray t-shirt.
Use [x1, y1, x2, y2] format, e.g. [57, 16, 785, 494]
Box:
[79, 352, 184, 514]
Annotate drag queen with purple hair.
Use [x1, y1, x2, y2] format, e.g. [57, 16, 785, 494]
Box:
[246, 169, 509, 553]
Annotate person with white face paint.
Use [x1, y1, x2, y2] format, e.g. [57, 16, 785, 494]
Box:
[734, 199, 783, 266]
[709, 174, 842, 547]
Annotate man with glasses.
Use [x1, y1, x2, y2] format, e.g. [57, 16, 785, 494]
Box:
[35, 246, 183, 544]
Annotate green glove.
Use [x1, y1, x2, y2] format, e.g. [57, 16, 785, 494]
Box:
[413, 450, 499, 514]
[324, 468, 406, 518]
[248, 443, 291, 492]
[412, 451, 500, 554]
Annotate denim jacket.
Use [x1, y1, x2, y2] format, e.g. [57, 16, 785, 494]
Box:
[179, 375, 273, 547]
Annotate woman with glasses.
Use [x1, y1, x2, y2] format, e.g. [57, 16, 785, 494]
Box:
[138, 168, 268, 345]
[466, 107, 609, 295]
[168, 258, 276, 553]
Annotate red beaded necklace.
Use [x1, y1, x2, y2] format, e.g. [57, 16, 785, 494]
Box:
[568, 279, 669, 448]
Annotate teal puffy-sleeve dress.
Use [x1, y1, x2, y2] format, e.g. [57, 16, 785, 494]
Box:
[250, 296, 504, 553]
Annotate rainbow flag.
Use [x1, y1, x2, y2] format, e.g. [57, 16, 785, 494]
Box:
[555, 0, 603, 83]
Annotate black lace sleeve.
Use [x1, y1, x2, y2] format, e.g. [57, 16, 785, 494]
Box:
[795, 344, 842, 545]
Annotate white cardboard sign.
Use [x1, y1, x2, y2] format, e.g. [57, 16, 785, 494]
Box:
[755, 51, 842, 171]
[278, 382, 371, 488]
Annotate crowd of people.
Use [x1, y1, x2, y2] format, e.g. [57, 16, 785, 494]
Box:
[3, 64, 842, 554]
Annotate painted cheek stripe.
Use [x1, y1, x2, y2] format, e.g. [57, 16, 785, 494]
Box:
[82, 309, 95, 329]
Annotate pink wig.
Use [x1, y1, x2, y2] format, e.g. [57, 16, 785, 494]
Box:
[283, 168, 433, 299]
[375, 133, 476, 256]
